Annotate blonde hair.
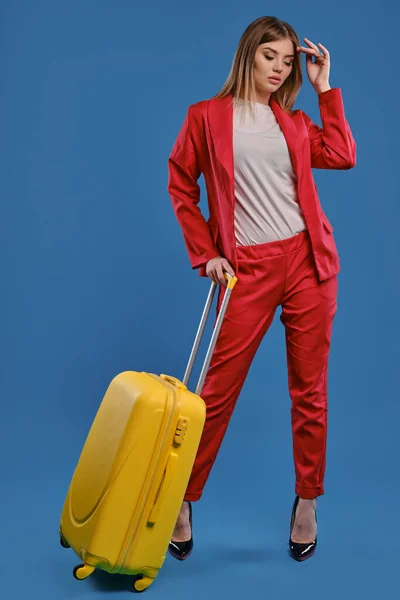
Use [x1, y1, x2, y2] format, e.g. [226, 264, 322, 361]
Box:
[212, 16, 302, 120]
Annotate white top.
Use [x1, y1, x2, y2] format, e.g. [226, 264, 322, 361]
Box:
[233, 98, 306, 246]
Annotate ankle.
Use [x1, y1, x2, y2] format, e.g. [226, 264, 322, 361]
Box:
[298, 497, 317, 505]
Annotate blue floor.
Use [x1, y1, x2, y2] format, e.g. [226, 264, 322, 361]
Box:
[4, 449, 397, 599]
[4, 314, 398, 598]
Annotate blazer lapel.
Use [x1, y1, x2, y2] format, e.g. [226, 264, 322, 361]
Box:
[270, 97, 303, 178]
[208, 94, 303, 189]
[207, 95, 234, 190]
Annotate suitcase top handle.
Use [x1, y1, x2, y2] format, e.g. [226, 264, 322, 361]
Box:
[160, 374, 187, 391]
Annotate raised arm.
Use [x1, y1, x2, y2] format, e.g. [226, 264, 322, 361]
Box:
[301, 88, 356, 170]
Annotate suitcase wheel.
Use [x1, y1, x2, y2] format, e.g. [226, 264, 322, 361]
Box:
[59, 535, 70, 549]
[132, 574, 153, 593]
[73, 563, 95, 580]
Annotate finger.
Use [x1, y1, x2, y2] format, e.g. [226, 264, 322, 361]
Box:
[304, 49, 325, 64]
[216, 266, 227, 286]
[222, 261, 235, 277]
[207, 268, 216, 284]
[303, 37, 318, 49]
[209, 268, 219, 285]
[317, 42, 329, 56]
[299, 47, 322, 57]
[211, 271, 218, 285]
[299, 38, 324, 55]
[219, 270, 227, 287]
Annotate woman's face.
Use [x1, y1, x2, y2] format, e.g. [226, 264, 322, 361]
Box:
[253, 37, 295, 98]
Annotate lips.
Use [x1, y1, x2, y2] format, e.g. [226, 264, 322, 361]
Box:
[268, 77, 281, 83]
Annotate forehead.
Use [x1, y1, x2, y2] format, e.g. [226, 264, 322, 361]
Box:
[259, 39, 294, 55]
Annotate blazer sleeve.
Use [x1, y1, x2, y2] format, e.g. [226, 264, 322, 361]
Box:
[168, 105, 220, 270]
[301, 88, 357, 170]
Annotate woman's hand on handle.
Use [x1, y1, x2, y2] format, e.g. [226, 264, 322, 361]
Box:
[206, 257, 235, 287]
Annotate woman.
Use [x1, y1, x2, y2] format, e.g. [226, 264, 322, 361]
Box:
[167, 15, 356, 562]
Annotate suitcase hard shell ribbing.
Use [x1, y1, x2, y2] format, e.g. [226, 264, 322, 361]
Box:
[59, 273, 237, 592]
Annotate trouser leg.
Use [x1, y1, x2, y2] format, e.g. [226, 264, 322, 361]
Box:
[184, 252, 284, 501]
[280, 236, 338, 499]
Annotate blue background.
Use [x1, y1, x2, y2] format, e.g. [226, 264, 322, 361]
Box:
[2, 0, 398, 597]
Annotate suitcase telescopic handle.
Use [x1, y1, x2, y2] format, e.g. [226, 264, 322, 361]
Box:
[182, 272, 237, 396]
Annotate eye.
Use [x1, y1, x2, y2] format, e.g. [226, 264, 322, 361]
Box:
[265, 55, 293, 67]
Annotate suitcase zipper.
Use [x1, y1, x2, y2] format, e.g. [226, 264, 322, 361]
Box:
[116, 374, 180, 571]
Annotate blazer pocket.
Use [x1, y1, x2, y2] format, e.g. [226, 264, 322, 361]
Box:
[321, 214, 334, 233]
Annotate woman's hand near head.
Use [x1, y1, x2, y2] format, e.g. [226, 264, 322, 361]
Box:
[206, 256, 235, 287]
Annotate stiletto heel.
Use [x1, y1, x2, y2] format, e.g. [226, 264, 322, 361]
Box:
[168, 501, 193, 561]
[288, 495, 317, 562]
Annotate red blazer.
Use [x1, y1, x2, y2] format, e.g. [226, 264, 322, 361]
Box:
[168, 88, 356, 281]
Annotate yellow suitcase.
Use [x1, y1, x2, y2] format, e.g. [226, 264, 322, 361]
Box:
[59, 273, 237, 592]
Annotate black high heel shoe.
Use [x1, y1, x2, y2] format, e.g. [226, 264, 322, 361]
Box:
[168, 501, 193, 561]
[289, 495, 317, 562]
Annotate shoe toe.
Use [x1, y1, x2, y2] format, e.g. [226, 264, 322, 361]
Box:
[289, 538, 317, 561]
[168, 539, 193, 560]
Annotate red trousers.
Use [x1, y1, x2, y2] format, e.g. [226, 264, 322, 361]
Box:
[184, 229, 338, 502]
